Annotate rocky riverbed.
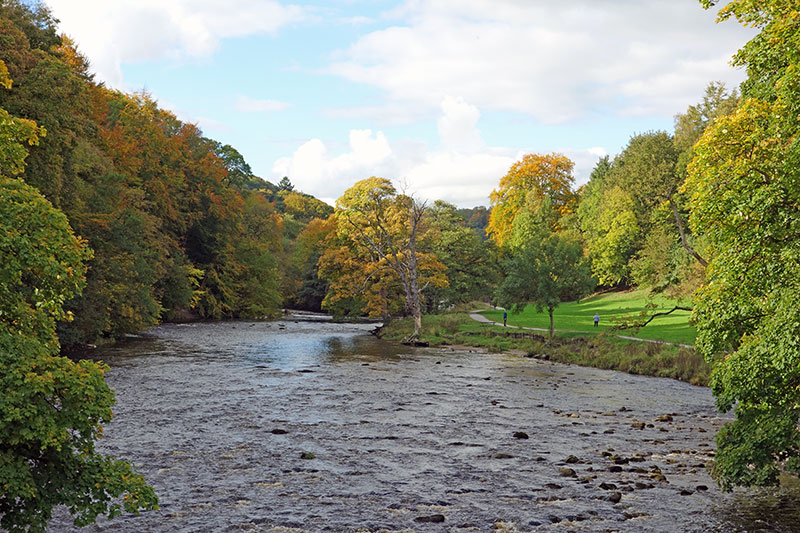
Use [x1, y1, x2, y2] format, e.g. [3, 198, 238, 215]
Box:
[51, 318, 800, 532]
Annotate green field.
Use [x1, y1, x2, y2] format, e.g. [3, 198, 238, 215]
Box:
[482, 289, 696, 345]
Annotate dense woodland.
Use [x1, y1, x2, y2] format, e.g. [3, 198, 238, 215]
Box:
[2, 0, 800, 530]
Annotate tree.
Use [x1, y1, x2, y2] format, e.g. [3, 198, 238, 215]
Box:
[424, 200, 500, 310]
[577, 131, 708, 290]
[210, 141, 255, 189]
[0, 2, 286, 345]
[318, 177, 447, 338]
[487, 153, 575, 247]
[497, 228, 594, 338]
[285, 217, 335, 312]
[280, 190, 333, 221]
[278, 176, 294, 191]
[0, 104, 43, 176]
[674, 81, 740, 164]
[232, 192, 282, 317]
[685, 0, 800, 490]
[1, 172, 157, 529]
[456, 205, 491, 238]
[581, 184, 640, 286]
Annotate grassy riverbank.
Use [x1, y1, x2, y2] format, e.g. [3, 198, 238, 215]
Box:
[484, 288, 696, 345]
[379, 310, 710, 386]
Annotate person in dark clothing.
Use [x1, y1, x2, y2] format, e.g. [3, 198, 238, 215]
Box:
[503, 309, 508, 327]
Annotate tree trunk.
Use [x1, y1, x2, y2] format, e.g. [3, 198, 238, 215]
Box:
[669, 197, 708, 267]
[548, 308, 554, 339]
[404, 200, 424, 340]
[404, 264, 423, 339]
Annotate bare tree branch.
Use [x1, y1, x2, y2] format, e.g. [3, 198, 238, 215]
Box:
[612, 305, 693, 331]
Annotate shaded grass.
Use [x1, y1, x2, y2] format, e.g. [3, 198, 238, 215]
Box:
[380, 311, 709, 386]
[482, 288, 696, 345]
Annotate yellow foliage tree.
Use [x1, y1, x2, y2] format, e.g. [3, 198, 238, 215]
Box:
[487, 153, 575, 247]
[318, 177, 447, 338]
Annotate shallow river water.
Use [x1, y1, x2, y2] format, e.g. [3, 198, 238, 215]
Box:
[51, 317, 800, 532]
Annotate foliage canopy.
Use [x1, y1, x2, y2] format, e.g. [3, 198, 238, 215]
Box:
[688, 0, 800, 490]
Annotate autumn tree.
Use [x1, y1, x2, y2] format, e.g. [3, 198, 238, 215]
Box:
[686, 0, 800, 490]
[487, 153, 575, 247]
[318, 177, 447, 337]
[0, 2, 285, 344]
[285, 217, 335, 312]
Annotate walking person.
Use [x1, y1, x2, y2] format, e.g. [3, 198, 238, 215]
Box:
[503, 309, 508, 327]
[593, 313, 599, 327]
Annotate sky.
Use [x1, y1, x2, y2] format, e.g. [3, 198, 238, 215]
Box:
[44, 0, 755, 208]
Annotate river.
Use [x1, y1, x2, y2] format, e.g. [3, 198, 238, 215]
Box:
[50, 317, 800, 532]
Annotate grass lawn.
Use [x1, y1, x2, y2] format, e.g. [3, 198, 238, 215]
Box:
[482, 288, 696, 345]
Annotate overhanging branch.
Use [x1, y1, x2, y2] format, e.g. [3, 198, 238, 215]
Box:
[612, 305, 693, 331]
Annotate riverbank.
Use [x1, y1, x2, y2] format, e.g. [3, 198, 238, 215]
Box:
[378, 311, 710, 386]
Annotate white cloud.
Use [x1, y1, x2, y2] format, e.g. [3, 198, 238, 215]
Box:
[45, 0, 306, 87]
[271, 96, 606, 207]
[402, 151, 515, 207]
[271, 129, 394, 201]
[437, 95, 483, 152]
[327, 0, 755, 123]
[235, 95, 293, 112]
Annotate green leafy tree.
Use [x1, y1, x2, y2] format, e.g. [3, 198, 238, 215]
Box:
[674, 81, 740, 173]
[233, 192, 282, 317]
[278, 176, 294, 191]
[686, 0, 800, 490]
[581, 184, 639, 286]
[1, 174, 157, 529]
[210, 141, 255, 189]
[578, 130, 709, 291]
[424, 200, 500, 310]
[497, 201, 594, 337]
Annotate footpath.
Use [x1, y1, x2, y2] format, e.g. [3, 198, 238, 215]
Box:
[468, 310, 693, 349]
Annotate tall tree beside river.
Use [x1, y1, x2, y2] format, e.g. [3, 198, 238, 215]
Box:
[0, 68, 157, 530]
[687, 0, 800, 490]
[318, 177, 447, 338]
[497, 197, 594, 338]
